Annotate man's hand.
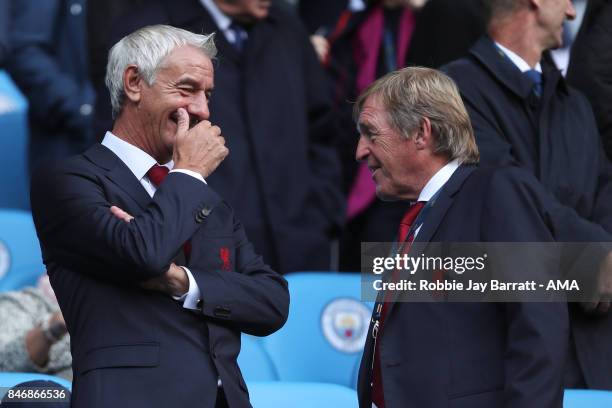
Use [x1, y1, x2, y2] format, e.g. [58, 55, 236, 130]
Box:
[172, 108, 229, 178]
[110, 206, 189, 297]
[140, 263, 189, 297]
[110, 205, 134, 222]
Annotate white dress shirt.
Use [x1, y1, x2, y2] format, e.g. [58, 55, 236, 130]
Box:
[101, 131, 203, 310]
[495, 42, 542, 73]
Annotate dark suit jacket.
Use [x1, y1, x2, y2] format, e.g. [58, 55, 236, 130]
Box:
[443, 36, 612, 389]
[567, 0, 612, 160]
[358, 165, 569, 408]
[93, 0, 345, 274]
[30, 144, 290, 408]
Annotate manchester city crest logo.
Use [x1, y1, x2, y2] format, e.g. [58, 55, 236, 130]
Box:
[321, 298, 370, 353]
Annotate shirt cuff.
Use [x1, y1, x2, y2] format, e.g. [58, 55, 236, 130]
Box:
[170, 169, 207, 184]
[172, 267, 202, 310]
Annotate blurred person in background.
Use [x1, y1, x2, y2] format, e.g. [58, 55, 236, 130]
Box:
[92, 0, 344, 274]
[443, 0, 612, 390]
[0, 274, 71, 380]
[323, 0, 485, 271]
[5, 0, 95, 172]
[567, 0, 612, 160]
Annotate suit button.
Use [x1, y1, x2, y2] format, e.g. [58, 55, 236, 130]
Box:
[213, 306, 231, 318]
[195, 206, 212, 223]
[196, 299, 203, 309]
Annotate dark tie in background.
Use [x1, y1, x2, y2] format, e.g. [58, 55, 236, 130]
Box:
[146, 164, 192, 258]
[371, 201, 425, 408]
[524, 69, 542, 97]
[228, 22, 248, 52]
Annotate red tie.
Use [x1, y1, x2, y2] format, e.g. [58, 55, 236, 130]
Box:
[397, 201, 425, 243]
[371, 201, 425, 408]
[146, 164, 192, 258]
[146, 164, 170, 187]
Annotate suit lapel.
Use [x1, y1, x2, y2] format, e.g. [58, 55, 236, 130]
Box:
[470, 36, 534, 100]
[83, 144, 152, 211]
[384, 165, 477, 317]
[416, 165, 477, 244]
[537, 53, 568, 186]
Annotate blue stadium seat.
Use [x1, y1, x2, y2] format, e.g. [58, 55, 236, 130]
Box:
[0, 209, 45, 291]
[238, 334, 278, 382]
[247, 381, 357, 408]
[0, 372, 71, 399]
[262, 272, 372, 389]
[0, 70, 30, 209]
[564, 389, 612, 407]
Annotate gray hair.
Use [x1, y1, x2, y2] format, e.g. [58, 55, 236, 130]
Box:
[354, 66, 479, 164]
[105, 24, 217, 118]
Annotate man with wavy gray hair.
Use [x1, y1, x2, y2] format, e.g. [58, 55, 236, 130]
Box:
[355, 66, 568, 408]
[30, 24, 289, 408]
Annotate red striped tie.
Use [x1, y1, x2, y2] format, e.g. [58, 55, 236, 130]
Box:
[371, 201, 425, 408]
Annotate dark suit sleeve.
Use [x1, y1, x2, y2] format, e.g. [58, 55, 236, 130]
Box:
[482, 169, 568, 408]
[192, 216, 289, 336]
[32, 164, 221, 283]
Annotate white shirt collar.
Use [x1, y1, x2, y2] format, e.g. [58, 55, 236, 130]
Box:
[101, 131, 172, 181]
[495, 41, 542, 73]
[200, 0, 232, 31]
[417, 159, 460, 202]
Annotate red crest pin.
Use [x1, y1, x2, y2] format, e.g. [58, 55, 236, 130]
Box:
[220, 247, 231, 272]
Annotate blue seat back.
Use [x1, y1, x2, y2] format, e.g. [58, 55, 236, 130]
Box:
[0, 70, 30, 209]
[0, 209, 44, 291]
[238, 334, 278, 382]
[263, 272, 372, 388]
[564, 389, 612, 407]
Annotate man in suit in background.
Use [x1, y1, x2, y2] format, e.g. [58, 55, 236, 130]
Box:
[567, 0, 612, 160]
[6, 0, 95, 171]
[443, 0, 612, 389]
[92, 0, 345, 274]
[355, 67, 568, 408]
[31, 25, 289, 408]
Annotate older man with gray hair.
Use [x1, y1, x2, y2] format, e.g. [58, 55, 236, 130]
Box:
[355, 66, 568, 408]
[30, 24, 289, 408]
